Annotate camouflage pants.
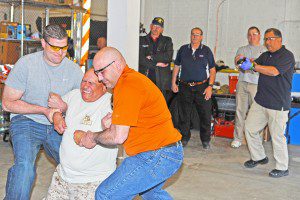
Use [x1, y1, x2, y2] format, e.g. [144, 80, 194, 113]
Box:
[44, 168, 101, 200]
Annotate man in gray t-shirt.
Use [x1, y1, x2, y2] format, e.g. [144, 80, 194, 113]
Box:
[3, 24, 83, 200]
[231, 27, 266, 148]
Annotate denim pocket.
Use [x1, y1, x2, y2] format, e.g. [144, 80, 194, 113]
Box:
[148, 146, 183, 179]
[10, 115, 30, 138]
[160, 146, 183, 164]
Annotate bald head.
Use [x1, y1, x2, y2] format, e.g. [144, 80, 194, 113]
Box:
[97, 37, 107, 50]
[94, 47, 126, 71]
[85, 68, 97, 78]
[93, 47, 127, 89]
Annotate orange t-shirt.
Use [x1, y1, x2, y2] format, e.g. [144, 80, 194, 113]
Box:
[112, 66, 181, 156]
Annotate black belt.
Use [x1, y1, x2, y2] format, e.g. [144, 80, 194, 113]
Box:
[160, 141, 182, 149]
[179, 79, 208, 87]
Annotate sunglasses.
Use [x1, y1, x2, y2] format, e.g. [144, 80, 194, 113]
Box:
[45, 39, 68, 52]
[94, 61, 115, 75]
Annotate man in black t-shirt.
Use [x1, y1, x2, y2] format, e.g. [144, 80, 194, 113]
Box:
[239, 28, 295, 178]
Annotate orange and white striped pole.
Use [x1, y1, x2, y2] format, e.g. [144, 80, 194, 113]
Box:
[80, 0, 91, 66]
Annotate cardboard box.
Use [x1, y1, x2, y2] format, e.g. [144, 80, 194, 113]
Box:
[7, 25, 17, 39]
[0, 22, 18, 39]
[25, 24, 31, 38]
[32, 0, 45, 3]
[0, 24, 6, 33]
[16, 24, 31, 40]
[60, 0, 73, 5]
[17, 25, 26, 40]
[44, 0, 56, 4]
[0, 33, 7, 39]
[44, 0, 78, 6]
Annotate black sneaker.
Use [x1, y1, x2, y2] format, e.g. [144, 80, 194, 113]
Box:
[202, 142, 210, 150]
[244, 157, 269, 168]
[269, 169, 289, 178]
[181, 140, 188, 147]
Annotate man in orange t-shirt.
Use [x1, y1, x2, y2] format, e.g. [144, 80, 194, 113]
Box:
[74, 47, 183, 199]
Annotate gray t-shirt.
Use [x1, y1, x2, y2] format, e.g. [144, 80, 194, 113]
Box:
[236, 44, 266, 84]
[5, 51, 84, 125]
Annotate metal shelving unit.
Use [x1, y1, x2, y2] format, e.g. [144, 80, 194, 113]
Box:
[0, 0, 85, 10]
[0, 0, 85, 62]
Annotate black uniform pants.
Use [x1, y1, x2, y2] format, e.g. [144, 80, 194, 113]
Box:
[178, 83, 212, 143]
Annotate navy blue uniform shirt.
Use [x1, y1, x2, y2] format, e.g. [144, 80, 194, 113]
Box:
[255, 45, 295, 110]
[174, 44, 215, 82]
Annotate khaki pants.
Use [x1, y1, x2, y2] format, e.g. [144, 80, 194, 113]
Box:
[44, 167, 101, 200]
[245, 101, 289, 170]
[234, 81, 258, 142]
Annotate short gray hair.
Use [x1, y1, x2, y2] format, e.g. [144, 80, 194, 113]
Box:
[265, 28, 282, 38]
[43, 24, 68, 41]
[191, 27, 203, 35]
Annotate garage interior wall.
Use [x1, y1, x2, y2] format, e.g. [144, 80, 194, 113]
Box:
[0, 0, 299, 68]
[141, 0, 300, 67]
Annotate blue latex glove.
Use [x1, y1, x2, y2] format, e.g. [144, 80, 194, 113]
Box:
[240, 58, 254, 70]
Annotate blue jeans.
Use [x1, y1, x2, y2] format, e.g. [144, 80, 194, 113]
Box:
[95, 142, 183, 200]
[5, 115, 62, 200]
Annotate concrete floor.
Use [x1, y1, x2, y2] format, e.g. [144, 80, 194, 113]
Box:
[1, 130, 300, 200]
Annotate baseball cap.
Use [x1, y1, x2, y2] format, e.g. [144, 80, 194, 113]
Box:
[152, 17, 164, 28]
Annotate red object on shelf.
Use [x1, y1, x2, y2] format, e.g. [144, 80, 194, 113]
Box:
[214, 118, 234, 138]
[229, 75, 238, 94]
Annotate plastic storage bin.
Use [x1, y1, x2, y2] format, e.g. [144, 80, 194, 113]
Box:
[214, 118, 234, 138]
[287, 108, 300, 145]
[215, 97, 236, 112]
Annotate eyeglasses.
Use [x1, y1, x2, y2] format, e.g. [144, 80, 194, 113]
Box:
[191, 33, 202, 37]
[94, 61, 115, 76]
[45, 39, 68, 52]
[264, 37, 280, 42]
[248, 32, 259, 37]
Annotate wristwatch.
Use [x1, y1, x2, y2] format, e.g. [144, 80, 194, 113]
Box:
[208, 84, 214, 87]
[251, 62, 256, 71]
